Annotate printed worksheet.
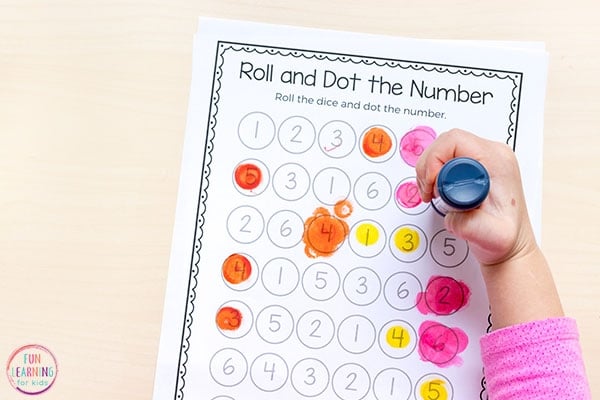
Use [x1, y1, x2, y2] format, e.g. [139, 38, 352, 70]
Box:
[153, 18, 548, 400]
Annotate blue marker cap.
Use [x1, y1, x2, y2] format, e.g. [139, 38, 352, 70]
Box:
[436, 157, 490, 211]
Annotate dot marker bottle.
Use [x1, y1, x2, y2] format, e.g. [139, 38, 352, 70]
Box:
[431, 157, 490, 216]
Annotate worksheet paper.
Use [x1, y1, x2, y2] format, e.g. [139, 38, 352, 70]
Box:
[153, 18, 548, 400]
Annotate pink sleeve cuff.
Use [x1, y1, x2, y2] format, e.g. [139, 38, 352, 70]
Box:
[480, 317, 591, 399]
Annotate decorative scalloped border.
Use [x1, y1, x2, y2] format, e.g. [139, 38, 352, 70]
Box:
[172, 41, 523, 399]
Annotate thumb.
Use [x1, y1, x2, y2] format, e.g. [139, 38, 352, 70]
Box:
[444, 210, 493, 248]
[444, 211, 514, 266]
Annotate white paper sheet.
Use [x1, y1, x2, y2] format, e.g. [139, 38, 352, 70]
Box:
[153, 17, 548, 400]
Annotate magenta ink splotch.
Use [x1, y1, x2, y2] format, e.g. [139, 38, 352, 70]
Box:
[399, 126, 436, 167]
[418, 321, 468, 367]
[395, 180, 422, 208]
[416, 276, 471, 315]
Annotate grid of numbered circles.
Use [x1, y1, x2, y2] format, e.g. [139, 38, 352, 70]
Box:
[213, 112, 470, 399]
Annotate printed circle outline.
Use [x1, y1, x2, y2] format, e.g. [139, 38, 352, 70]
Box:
[353, 172, 392, 211]
[266, 209, 304, 249]
[383, 271, 422, 311]
[290, 358, 330, 397]
[278, 115, 316, 154]
[429, 229, 469, 268]
[424, 276, 466, 316]
[221, 252, 259, 291]
[348, 220, 387, 259]
[394, 177, 430, 215]
[296, 310, 336, 349]
[272, 162, 311, 201]
[332, 363, 371, 400]
[318, 120, 356, 159]
[377, 319, 418, 359]
[261, 257, 299, 296]
[399, 126, 437, 167]
[215, 300, 253, 339]
[249, 352, 289, 392]
[301, 262, 340, 301]
[336, 314, 377, 354]
[342, 267, 381, 306]
[226, 205, 264, 244]
[389, 224, 428, 263]
[373, 368, 412, 400]
[415, 373, 454, 400]
[238, 111, 276, 150]
[359, 124, 397, 163]
[232, 158, 270, 196]
[418, 323, 460, 365]
[209, 347, 248, 387]
[255, 305, 294, 344]
[312, 167, 351, 206]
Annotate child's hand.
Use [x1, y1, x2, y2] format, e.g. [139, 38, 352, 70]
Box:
[415, 129, 538, 266]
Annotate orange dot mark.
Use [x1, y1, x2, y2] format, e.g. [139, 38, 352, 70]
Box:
[234, 163, 262, 190]
[222, 253, 252, 284]
[303, 207, 349, 258]
[362, 127, 393, 158]
[333, 199, 353, 218]
[216, 306, 243, 331]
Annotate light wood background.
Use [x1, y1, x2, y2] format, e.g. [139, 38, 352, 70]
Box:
[1, 1, 598, 399]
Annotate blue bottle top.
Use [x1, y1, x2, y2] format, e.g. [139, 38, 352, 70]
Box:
[435, 157, 490, 212]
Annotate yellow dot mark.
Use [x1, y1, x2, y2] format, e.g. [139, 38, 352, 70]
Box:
[419, 379, 448, 400]
[394, 226, 420, 253]
[355, 222, 380, 246]
[385, 326, 411, 348]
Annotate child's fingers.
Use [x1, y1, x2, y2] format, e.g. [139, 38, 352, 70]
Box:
[416, 129, 484, 202]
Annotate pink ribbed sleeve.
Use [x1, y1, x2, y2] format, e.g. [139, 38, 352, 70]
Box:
[480, 317, 591, 399]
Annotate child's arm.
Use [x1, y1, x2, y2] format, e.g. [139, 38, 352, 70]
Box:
[415, 128, 563, 329]
[416, 129, 591, 399]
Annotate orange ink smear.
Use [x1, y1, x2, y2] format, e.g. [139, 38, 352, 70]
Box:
[362, 127, 393, 158]
[333, 199, 353, 218]
[222, 253, 252, 284]
[234, 162, 262, 190]
[303, 201, 352, 258]
[216, 306, 243, 331]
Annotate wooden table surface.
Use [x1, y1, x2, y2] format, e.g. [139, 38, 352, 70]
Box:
[1, 1, 598, 398]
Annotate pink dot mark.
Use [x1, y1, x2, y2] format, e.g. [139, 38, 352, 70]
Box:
[395, 180, 422, 208]
[418, 321, 468, 367]
[416, 276, 471, 315]
[399, 126, 437, 167]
